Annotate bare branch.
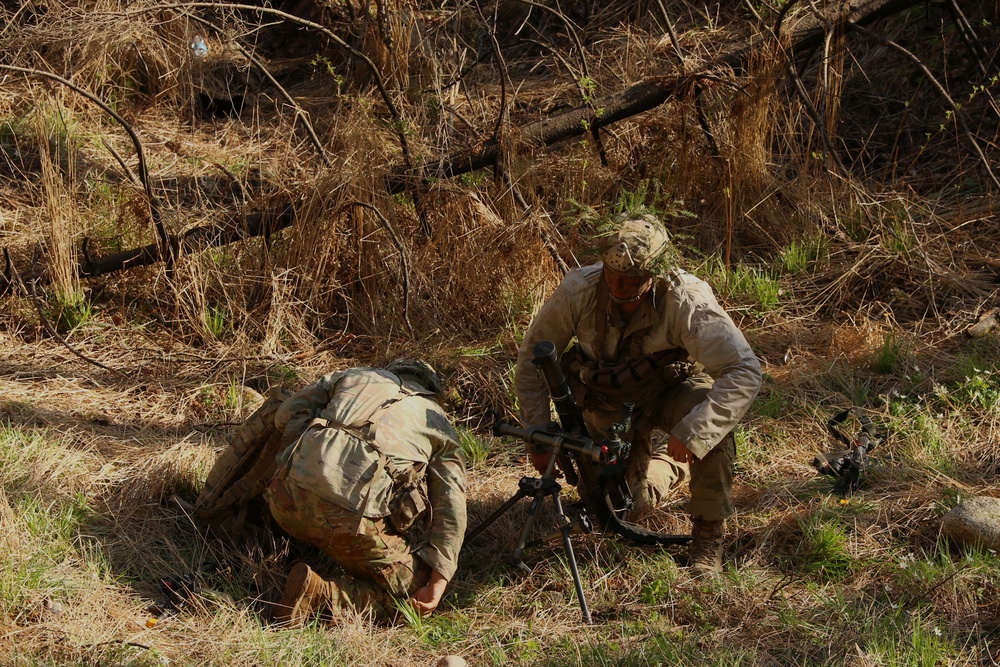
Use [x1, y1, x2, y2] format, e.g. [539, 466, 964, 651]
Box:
[0, 64, 173, 268]
[846, 21, 1000, 189]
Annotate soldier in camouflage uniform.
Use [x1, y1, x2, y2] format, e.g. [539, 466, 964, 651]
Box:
[265, 359, 467, 625]
[515, 214, 761, 576]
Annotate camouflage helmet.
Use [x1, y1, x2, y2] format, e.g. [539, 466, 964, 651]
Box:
[600, 213, 670, 276]
[386, 358, 443, 395]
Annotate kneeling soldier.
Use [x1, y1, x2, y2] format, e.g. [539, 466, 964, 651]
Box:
[265, 359, 467, 625]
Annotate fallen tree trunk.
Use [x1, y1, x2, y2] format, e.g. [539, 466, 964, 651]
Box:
[78, 205, 296, 277]
[386, 0, 924, 193]
[0, 205, 295, 294]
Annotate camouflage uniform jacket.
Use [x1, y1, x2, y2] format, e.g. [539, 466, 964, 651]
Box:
[515, 264, 762, 460]
[274, 368, 467, 581]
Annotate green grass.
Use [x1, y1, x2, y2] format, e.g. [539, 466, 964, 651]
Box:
[818, 363, 876, 407]
[793, 511, 856, 582]
[456, 427, 490, 466]
[751, 376, 787, 419]
[0, 424, 100, 621]
[871, 330, 909, 374]
[780, 233, 829, 274]
[697, 256, 783, 313]
[46, 288, 94, 333]
[205, 305, 228, 340]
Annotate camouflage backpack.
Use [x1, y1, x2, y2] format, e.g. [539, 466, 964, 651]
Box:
[193, 387, 293, 544]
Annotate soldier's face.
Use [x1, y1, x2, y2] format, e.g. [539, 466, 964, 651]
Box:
[603, 266, 652, 301]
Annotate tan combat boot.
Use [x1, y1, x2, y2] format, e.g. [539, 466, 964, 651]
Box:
[274, 562, 338, 627]
[688, 517, 725, 576]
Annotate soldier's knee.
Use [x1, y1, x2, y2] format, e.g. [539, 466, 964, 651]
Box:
[643, 456, 688, 505]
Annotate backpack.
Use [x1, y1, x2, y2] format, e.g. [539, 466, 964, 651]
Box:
[192, 387, 294, 545]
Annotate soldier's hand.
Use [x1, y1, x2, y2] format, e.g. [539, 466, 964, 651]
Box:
[411, 570, 448, 616]
[529, 451, 562, 478]
[667, 434, 695, 464]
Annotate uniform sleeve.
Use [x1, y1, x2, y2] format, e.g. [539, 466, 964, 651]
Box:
[274, 371, 345, 445]
[515, 279, 583, 431]
[669, 283, 762, 459]
[416, 425, 468, 581]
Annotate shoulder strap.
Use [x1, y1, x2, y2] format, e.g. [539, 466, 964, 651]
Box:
[364, 382, 417, 440]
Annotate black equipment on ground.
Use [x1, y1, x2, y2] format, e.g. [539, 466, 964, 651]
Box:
[465, 340, 689, 623]
[812, 407, 886, 493]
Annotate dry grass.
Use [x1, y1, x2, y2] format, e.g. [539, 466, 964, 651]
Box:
[1, 0, 999, 664]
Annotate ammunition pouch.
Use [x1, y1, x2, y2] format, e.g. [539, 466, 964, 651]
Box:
[562, 344, 692, 410]
[387, 466, 429, 535]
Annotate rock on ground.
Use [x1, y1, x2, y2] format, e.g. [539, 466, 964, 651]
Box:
[434, 657, 467, 667]
[941, 496, 1000, 552]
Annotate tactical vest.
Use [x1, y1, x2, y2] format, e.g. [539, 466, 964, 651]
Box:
[563, 273, 691, 410]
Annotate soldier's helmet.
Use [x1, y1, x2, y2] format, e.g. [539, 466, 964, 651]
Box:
[600, 213, 670, 276]
[386, 358, 444, 396]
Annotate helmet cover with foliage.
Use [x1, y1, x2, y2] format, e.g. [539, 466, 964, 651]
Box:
[385, 358, 444, 395]
[600, 213, 671, 277]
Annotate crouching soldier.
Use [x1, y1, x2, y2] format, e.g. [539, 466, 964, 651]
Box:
[515, 213, 761, 576]
[264, 359, 467, 625]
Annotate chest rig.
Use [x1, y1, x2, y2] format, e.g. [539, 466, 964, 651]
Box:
[562, 274, 691, 410]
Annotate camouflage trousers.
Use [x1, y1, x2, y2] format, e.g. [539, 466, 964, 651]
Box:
[263, 478, 429, 622]
[582, 372, 735, 522]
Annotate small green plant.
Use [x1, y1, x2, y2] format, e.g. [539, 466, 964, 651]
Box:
[579, 75, 598, 104]
[46, 289, 93, 333]
[952, 369, 1000, 411]
[204, 305, 227, 340]
[498, 286, 535, 334]
[752, 384, 786, 418]
[267, 364, 300, 386]
[701, 257, 782, 313]
[602, 181, 697, 225]
[224, 379, 247, 414]
[197, 385, 217, 408]
[397, 597, 467, 645]
[0, 116, 32, 159]
[821, 364, 874, 406]
[391, 191, 416, 208]
[794, 512, 854, 582]
[871, 330, 907, 374]
[456, 427, 489, 466]
[640, 578, 671, 605]
[311, 54, 345, 89]
[882, 218, 915, 255]
[780, 234, 829, 274]
[842, 204, 872, 242]
[864, 610, 952, 667]
[459, 170, 487, 187]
